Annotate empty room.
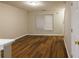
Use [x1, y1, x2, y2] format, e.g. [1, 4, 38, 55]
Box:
[0, 1, 79, 58]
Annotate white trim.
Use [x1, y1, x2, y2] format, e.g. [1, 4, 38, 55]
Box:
[14, 34, 63, 40]
[28, 34, 64, 36]
[14, 34, 28, 40]
[63, 39, 71, 58]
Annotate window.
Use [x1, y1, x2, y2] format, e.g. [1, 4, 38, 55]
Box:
[36, 14, 54, 30]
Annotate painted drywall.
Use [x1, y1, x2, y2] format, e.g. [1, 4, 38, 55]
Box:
[0, 3, 28, 39]
[64, 2, 71, 57]
[28, 10, 64, 35]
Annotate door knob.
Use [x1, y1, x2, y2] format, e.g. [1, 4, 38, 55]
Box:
[75, 41, 79, 45]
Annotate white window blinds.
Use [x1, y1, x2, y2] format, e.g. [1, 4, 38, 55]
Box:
[36, 14, 54, 30]
[44, 15, 53, 30]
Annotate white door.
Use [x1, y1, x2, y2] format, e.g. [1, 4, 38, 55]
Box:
[71, 2, 79, 58]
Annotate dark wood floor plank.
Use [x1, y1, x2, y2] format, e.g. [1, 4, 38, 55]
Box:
[12, 35, 68, 58]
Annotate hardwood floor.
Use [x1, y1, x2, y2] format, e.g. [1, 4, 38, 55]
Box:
[12, 35, 68, 58]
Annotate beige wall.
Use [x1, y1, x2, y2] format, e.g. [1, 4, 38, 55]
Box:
[0, 3, 28, 39]
[0, 2, 64, 39]
[28, 10, 64, 35]
[64, 2, 71, 57]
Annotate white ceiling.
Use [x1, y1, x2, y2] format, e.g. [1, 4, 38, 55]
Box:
[1, 1, 65, 11]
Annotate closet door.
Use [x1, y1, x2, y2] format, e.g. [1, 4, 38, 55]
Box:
[71, 2, 79, 58]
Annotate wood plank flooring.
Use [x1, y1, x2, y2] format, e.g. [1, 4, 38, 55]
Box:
[12, 35, 68, 58]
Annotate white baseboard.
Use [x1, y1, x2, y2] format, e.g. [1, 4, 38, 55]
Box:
[14, 34, 63, 40]
[28, 34, 64, 36]
[14, 34, 28, 40]
[63, 39, 71, 58]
